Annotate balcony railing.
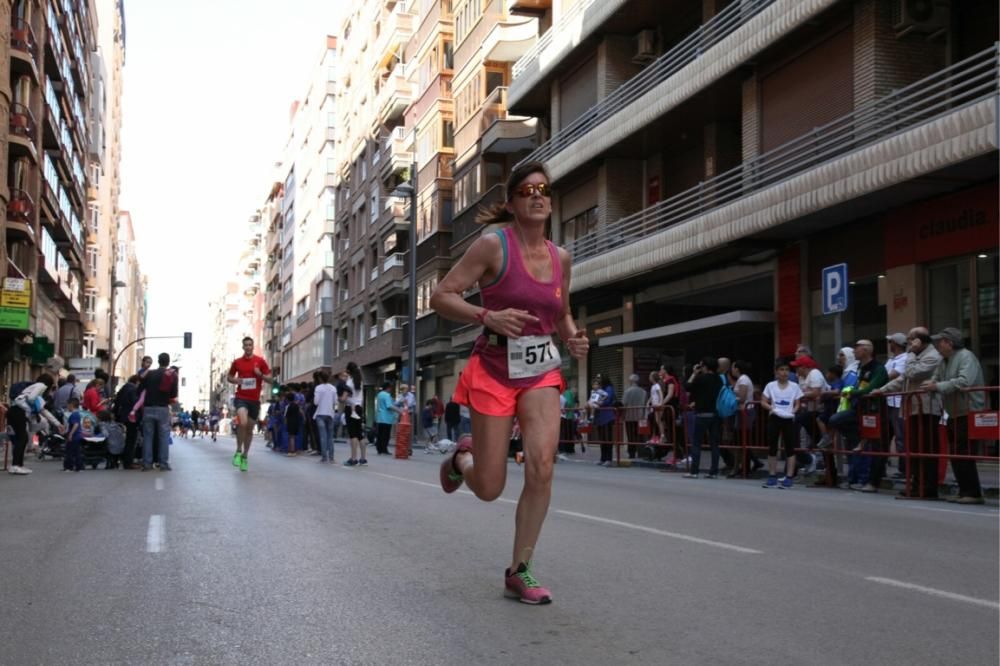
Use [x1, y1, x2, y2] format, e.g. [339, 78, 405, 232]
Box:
[520, 0, 775, 167]
[10, 17, 38, 60]
[512, 0, 595, 79]
[369, 325, 379, 340]
[382, 316, 405, 333]
[383, 252, 405, 272]
[9, 103, 37, 141]
[6, 188, 35, 223]
[568, 44, 1000, 264]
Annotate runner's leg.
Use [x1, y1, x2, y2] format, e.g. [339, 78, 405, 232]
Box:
[453, 411, 513, 502]
[510, 387, 560, 569]
[236, 406, 250, 455]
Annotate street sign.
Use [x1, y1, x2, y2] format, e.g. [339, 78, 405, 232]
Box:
[822, 263, 848, 315]
[0, 306, 29, 329]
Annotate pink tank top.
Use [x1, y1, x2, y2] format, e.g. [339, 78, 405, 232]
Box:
[473, 226, 564, 387]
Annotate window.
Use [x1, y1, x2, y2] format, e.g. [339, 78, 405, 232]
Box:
[84, 289, 97, 323]
[441, 120, 454, 149]
[443, 40, 454, 70]
[417, 276, 438, 316]
[561, 207, 598, 245]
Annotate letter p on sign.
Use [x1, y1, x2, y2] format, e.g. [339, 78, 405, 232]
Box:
[822, 263, 848, 315]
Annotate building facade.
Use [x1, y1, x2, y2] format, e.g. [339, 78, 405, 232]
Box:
[500, 0, 998, 393]
[1, 0, 111, 391]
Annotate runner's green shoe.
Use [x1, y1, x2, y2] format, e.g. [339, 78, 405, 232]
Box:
[232, 452, 241, 467]
[240, 454, 248, 472]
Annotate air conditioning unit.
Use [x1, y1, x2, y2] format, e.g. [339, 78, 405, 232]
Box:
[632, 29, 657, 65]
[893, 0, 949, 37]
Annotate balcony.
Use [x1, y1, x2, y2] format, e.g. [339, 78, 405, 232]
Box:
[482, 15, 537, 63]
[568, 44, 1000, 292]
[375, 3, 414, 72]
[382, 252, 405, 273]
[6, 189, 36, 241]
[378, 195, 410, 234]
[382, 316, 405, 333]
[451, 183, 503, 249]
[8, 103, 39, 160]
[508, 0, 550, 13]
[379, 126, 412, 179]
[377, 254, 407, 297]
[10, 18, 39, 78]
[376, 61, 413, 125]
[516, 0, 792, 181]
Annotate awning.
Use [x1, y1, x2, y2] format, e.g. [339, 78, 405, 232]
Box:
[598, 310, 775, 347]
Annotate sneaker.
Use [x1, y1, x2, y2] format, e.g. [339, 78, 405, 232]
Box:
[344, 459, 357, 467]
[762, 476, 777, 488]
[682, 473, 699, 479]
[780, 477, 794, 489]
[232, 452, 241, 467]
[705, 474, 718, 479]
[159, 463, 172, 471]
[319, 456, 329, 464]
[803, 454, 817, 475]
[954, 496, 985, 505]
[849, 483, 866, 491]
[440, 434, 472, 493]
[557, 454, 569, 462]
[239, 456, 248, 472]
[358, 459, 368, 466]
[817, 432, 833, 450]
[860, 483, 877, 493]
[504, 562, 552, 605]
[8, 465, 32, 475]
[141, 465, 151, 472]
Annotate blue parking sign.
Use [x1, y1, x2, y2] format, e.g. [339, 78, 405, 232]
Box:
[822, 263, 848, 315]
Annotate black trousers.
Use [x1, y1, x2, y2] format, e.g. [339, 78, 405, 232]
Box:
[123, 421, 138, 465]
[625, 421, 640, 458]
[376, 422, 393, 454]
[7, 406, 29, 467]
[946, 415, 982, 498]
[598, 423, 614, 462]
[906, 413, 940, 498]
[559, 418, 576, 454]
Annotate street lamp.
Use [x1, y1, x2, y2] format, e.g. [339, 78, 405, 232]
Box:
[108, 278, 127, 392]
[390, 161, 418, 431]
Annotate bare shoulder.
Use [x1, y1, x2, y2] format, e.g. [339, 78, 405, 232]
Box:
[557, 246, 572, 268]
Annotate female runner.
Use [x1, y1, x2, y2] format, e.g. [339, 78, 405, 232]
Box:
[430, 161, 589, 604]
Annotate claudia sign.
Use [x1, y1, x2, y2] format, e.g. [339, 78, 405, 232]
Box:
[885, 182, 998, 268]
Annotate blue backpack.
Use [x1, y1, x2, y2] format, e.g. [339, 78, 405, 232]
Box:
[716, 374, 739, 418]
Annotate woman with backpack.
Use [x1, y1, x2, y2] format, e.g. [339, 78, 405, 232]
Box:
[8, 374, 64, 475]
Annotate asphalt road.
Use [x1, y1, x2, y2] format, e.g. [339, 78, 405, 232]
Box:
[1, 435, 997, 665]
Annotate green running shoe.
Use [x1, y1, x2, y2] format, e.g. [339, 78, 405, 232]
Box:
[232, 451, 241, 467]
[239, 454, 248, 472]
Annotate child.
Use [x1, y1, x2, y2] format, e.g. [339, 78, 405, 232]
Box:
[100, 410, 127, 470]
[64, 397, 85, 472]
[421, 400, 438, 446]
[587, 378, 607, 424]
[761, 359, 803, 489]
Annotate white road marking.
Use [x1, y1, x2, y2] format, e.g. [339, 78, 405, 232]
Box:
[865, 577, 1000, 610]
[555, 510, 763, 554]
[146, 515, 164, 553]
[897, 503, 997, 518]
[370, 471, 517, 503]
[155, 478, 164, 491]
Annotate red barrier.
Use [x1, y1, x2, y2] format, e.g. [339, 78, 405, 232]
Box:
[0, 404, 8, 471]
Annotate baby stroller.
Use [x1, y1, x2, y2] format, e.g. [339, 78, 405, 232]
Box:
[37, 432, 66, 460]
[82, 435, 109, 469]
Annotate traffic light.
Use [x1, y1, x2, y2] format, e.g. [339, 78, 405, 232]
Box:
[183, 332, 192, 348]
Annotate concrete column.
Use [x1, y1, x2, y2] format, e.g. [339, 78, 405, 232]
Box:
[622, 296, 634, 381]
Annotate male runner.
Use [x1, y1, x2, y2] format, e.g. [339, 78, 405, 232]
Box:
[227, 337, 275, 472]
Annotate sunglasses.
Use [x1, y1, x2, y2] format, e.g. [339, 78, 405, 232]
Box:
[512, 183, 552, 198]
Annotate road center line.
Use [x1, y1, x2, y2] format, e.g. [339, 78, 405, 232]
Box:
[555, 510, 763, 554]
[865, 577, 1000, 610]
[146, 515, 164, 553]
[155, 478, 164, 491]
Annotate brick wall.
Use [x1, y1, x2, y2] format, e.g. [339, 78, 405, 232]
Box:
[599, 159, 644, 227]
[741, 75, 760, 162]
[853, 0, 947, 108]
[598, 34, 643, 101]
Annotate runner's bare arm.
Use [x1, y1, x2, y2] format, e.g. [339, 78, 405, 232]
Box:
[431, 233, 538, 337]
[555, 248, 589, 360]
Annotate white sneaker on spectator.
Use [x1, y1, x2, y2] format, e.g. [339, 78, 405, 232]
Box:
[8, 465, 32, 475]
[803, 454, 817, 476]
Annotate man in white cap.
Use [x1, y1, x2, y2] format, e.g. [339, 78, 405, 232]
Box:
[922, 327, 986, 504]
[884, 333, 909, 478]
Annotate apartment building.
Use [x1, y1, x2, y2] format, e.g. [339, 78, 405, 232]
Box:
[326, 1, 418, 398]
[1, 0, 104, 389]
[90, 0, 128, 381]
[501, 0, 998, 392]
[209, 215, 266, 411]
[113, 210, 145, 379]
